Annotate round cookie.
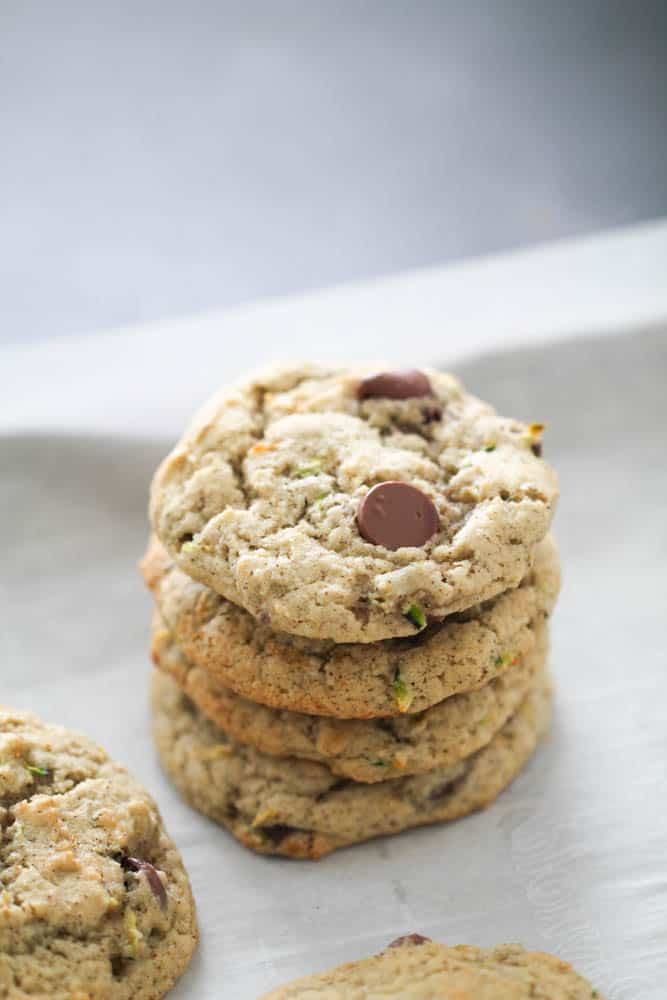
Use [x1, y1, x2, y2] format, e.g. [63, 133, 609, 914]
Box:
[142, 534, 559, 719]
[153, 619, 548, 782]
[151, 667, 552, 859]
[149, 363, 558, 642]
[259, 936, 605, 999]
[0, 705, 197, 1000]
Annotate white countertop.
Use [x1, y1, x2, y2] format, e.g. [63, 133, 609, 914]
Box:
[3, 219, 667, 439]
[2, 222, 667, 998]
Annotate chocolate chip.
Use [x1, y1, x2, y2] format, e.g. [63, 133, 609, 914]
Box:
[428, 770, 468, 801]
[421, 405, 442, 424]
[110, 955, 128, 978]
[530, 441, 543, 457]
[394, 421, 422, 435]
[428, 779, 456, 801]
[358, 370, 432, 400]
[388, 933, 431, 948]
[120, 856, 168, 911]
[260, 824, 294, 846]
[357, 481, 439, 550]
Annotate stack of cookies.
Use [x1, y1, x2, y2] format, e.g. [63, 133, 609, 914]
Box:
[142, 364, 560, 859]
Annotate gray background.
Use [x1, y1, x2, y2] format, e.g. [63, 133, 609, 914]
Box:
[2, 0, 667, 345]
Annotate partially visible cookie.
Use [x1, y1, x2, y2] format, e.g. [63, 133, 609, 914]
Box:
[151, 666, 552, 859]
[149, 363, 558, 642]
[0, 705, 197, 1000]
[259, 936, 605, 999]
[153, 620, 548, 782]
[142, 534, 559, 718]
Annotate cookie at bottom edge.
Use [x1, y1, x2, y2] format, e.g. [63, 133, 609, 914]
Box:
[259, 936, 605, 999]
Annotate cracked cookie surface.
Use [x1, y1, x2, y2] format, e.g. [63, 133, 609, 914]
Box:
[0, 705, 197, 1000]
[151, 667, 552, 859]
[142, 534, 559, 718]
[259, 936, 605, 999]
[149, 363, 558, 642]
[153, 618, 548, 782]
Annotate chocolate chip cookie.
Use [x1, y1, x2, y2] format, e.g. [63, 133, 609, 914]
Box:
[152, 617, 548, 782]
[259, 935, 605, 998]
[142, 534, 558, 718]
[149, 363, 558, 642]
[151, 665, 552, 859]
[0, 704, 197, 999]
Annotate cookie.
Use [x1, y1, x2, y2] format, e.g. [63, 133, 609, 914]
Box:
[149, 363, 558, 642]
[0, 705, 197, 1000]
[152, 619, 548, 782]
[259, 936, 605, 999]
[151, 666, 552, 859]
[142, 534, 559, 719]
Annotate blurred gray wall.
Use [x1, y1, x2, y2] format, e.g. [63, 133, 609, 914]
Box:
[2, 0, 666, 345]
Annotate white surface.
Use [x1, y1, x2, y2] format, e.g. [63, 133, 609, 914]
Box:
[2, 219, 667, 439]
[2, 231, 667, 998]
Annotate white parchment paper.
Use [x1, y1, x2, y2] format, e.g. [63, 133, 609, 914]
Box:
[2, 326, 666, 999]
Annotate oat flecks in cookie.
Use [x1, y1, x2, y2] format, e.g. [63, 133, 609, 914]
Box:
[0, 704, 197, 1000]
[258, 940, 605, 999]
[142, 533, 560, 718]
[149, 362, 559, 642]
[151, 666, 552, 860]
[152, 622, 548, 782]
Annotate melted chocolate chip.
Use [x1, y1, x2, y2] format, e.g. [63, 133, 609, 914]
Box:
[530, 441, 543, 457]
[358, 369, 432, 400]
[357, 481, 439, 550]
[388, 933, 431, 948]
[394, 421, 422, 435]
[428, 770, 469, 802]
[120, 856, 168, 911]
[421, 405, 442, 424]
[260, 824, 294, 846]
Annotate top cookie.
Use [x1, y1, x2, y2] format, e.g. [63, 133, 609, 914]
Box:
[260, 936, 605, 999]
[150, 363, 558, 642]
[0, 704, 197, 1000]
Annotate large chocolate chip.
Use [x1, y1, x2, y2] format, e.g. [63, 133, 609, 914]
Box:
[120, 856, 168, 911]
[358, 369, 432, 400]
[388, 933, 431, 948]
[357, 481, 439, 550]
[427, 769, 469, 801]
[259, 824, 294, 846]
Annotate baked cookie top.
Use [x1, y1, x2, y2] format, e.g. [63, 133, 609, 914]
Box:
[142, 534, 559, 718]
[260, 936, 605, 999]
[154, 618, 548, 782]
[149, 363, 558, 642]
[0, 705, 197, 1000]
[151, 667, 551, 859]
